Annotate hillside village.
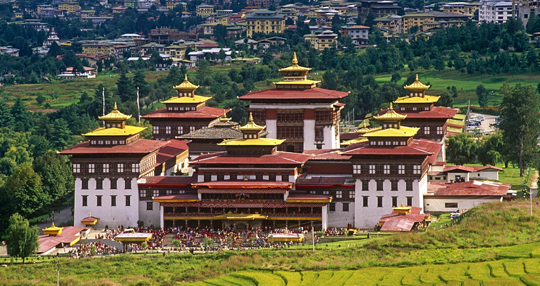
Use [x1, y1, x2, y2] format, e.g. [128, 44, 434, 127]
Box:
[0, 0, 536, 71]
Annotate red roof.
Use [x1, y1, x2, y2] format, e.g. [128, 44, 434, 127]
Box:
[197, 42, 219, 48]
[153, 194, 199, 200]
[239, 87, 349, 101]
[442, 165, 503, 173]
[304, 149, 351, 160]
[59, 139, 168, 155]
[409, 139, 442, 164]
[138, 176, 194, 187]
[142, 107, 227, 119]
[341, 141, 433, 156]
[286, 193, 332, 201]
[427, 180, 511, 197]
[156, 139, 189, 165]
[38, 226, 89, 253]
[193, 181, 292, 188]
[380, 217, 417, 232]
[296, 176, 354, 188]
[379, 106, 458, 119]
[80, 217, 98, 223]
[346, 25, 370, 29]
[340, 132, 360, 141]
[190, 151, 311, 165]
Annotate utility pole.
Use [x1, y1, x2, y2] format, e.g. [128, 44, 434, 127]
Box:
[56, 259, 60, 286]
[312, 227, 315, 253]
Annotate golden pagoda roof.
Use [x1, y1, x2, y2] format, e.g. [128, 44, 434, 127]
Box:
[364, 126, 419, 138]
[374, 103, 407, 121]
[218, 110, 231, 122]
[355, 120, 371, 134]
[273, 79, 320, 86]
[404, 74, 430, 90]
[393, 203, 412, 213]
[173, 74, 199, 91]
[278, 52, 312, 72]
[43, 222, 63, 236]
[162, 95, 210, 104]
[239, 112, 265, 131]
[340, 138, 368, 146]
[214, 213, 269, 220]
[394, 95, 440, 104]
[83, 125, 146, 137]
[98, 102, 132, 121]
[219, 137, 285, 146]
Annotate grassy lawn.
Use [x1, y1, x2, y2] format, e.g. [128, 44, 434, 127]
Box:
[3, 200, 540, 285]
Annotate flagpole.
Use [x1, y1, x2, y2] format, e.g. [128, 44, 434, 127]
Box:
[102, 87, 105, 127]
[137, 86, 141, 123]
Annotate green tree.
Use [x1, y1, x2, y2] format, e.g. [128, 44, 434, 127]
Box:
[433, 57, 445, 71]
[475, 84, 488, 107]
[2, 213, 39, 264]
[6, 163, 48, 217]
[435, 91, 453, 108]
[196, 60, 212, 86]
[133, 70, 150, 98]
[33, 152, 73, 202]
[499, 83, 540, 176]
[10, 97, 31, 132]
[478, 133, 504, 166]
[4, 146, 32, 166]
[446, 133, 478, 165]
[50, 119, 73, 150]
[0, 187, 17, 238]
[0, 101, 13, 128]
[321, 70, 338, 90]
[390, 72, 401, 83]
[364, 11, 375, 27]
[116, 71, 135, 102]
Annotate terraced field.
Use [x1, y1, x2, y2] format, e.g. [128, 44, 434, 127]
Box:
[193, 258, 540, 285]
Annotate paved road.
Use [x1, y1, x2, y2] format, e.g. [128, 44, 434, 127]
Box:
[36, 206, 74, 234]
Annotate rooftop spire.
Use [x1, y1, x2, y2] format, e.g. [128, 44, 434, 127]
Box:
[292, 52, 298, 65]
[239, 112, 265, 132]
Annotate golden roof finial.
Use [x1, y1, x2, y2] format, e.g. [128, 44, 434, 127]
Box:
[51, 222, 55, 228]
[219, 110, 231, 122]
[89, 212, 92, 217]
[98, 102, 132, 121]
[389, 102, 393, 110]
[173, 74, 199, 92]
[239, 112, 265, 131]
[292, 52, 298, 65]
[404, 74, 430, 90]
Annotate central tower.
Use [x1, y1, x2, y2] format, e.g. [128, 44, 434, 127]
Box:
[240, 53, 349, 152]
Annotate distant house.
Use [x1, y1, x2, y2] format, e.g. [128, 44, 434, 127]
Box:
[57, 67, 97, 79]
[425, 180, 511, 214]
[429, 165, 504, 183]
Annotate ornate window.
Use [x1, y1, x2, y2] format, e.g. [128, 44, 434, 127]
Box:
[377, 196, 383, 208]
[369, 165, 376, 174]
[140, 189, 147, 198]
[437, 126, 443, 135]
[73, 164, 80, 173]
[103, 164, 109, 173]
[153, 126, 159, 134]
[413, 165, 421, 174]
[353, 165, 361, 174]
[118, 164, 123, 173]
[362, 196, 368, 207]
[336, 191, 342, 198]
[398, 165, 405, 175]
[166, 126, 171, 134]
[88, 164, 95, 173]
[383, 165, 390, 174]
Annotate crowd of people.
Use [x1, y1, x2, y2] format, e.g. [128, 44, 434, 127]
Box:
[66, 224, 353, 256]
[70, 241, 119, 258]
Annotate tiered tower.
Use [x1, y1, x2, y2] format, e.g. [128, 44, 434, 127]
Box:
[142, 75, 228, 140]
[61, 104, 173, 227]
[240, 53, 349, 152]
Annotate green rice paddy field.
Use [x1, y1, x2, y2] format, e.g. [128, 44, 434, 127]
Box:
[193, 258, 540, 286]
